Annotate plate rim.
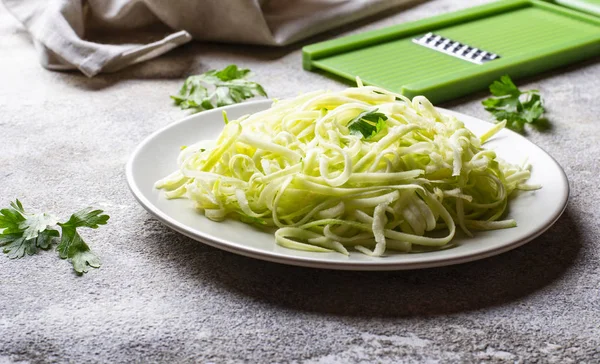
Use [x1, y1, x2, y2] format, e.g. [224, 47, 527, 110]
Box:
[125, 100, 570, 271]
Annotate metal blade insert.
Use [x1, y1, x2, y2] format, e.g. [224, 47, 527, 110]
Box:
[412, 33, 501, 65]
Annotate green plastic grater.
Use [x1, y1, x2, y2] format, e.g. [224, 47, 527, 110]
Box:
[302, 0, 600, 104]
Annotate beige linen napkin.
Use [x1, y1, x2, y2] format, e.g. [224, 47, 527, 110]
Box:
[2, 0, 417, 77]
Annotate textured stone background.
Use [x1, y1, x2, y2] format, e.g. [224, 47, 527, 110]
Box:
[1, 1, 599, 363]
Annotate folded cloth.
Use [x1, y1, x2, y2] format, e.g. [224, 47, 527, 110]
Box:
[1, 0, 418, 77]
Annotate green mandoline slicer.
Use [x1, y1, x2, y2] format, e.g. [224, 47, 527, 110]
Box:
[302, 0, 600, 104]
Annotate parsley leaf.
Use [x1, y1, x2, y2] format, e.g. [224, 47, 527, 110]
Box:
[171, 64, 268, 113]
[0, 200, 59, 258]
[482, 75, 546, 132]
[57, 208, 109, 275]
[0, 200, 108, 274]
[347, 109, 388, 139]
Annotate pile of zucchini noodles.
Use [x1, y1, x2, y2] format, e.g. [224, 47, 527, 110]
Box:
[156, 82, 537, 256]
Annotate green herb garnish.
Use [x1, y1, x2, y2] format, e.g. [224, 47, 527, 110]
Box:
[0, 200, 108, 274]
[482, 75, 545, 132]
[172, 64, 267, 113]
[348, 109, 388, 139]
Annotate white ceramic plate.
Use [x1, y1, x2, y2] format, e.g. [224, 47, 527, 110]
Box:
[126, 100, 569, 270]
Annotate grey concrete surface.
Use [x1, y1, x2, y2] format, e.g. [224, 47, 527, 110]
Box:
[1, 1, 599, 363]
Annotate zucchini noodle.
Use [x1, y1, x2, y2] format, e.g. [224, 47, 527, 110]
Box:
[155, 84, 537, 256]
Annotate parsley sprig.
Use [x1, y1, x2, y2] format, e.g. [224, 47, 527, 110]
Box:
[348, 109, 388, 139]
[0, 200, 108, 275]
[172, 64, 267, 113]
[482, 75, 545, 132]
